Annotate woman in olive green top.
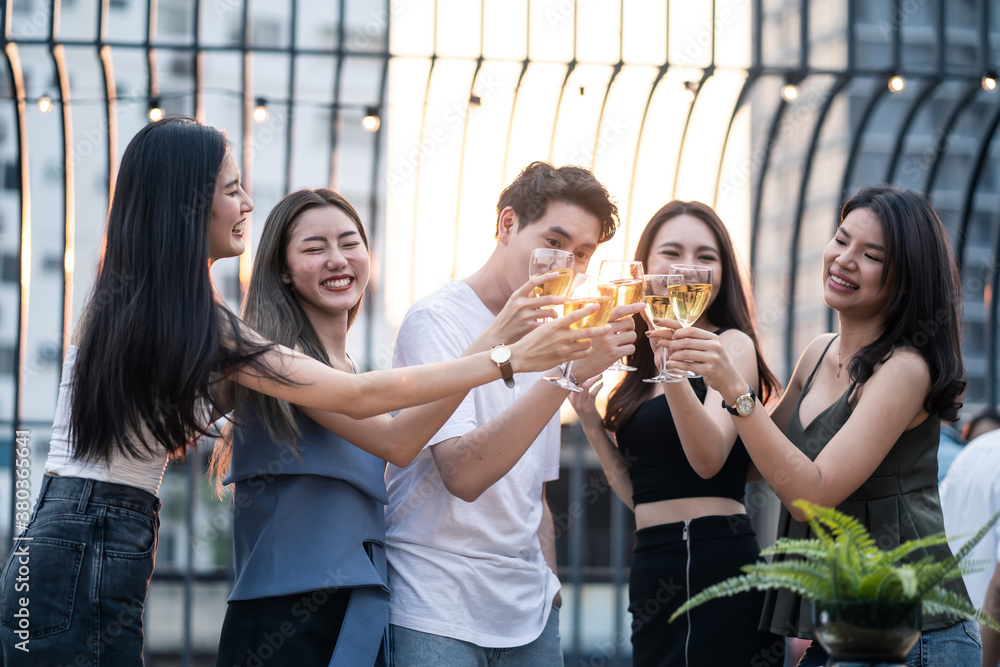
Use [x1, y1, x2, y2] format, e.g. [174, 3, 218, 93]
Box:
[655, 185, 980, 665]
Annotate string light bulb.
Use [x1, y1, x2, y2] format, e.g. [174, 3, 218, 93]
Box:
[148, 97, 163, 122]
[681, 81, 698, 103]
[253, 98, 269, 123]
[888, 75, 906, 93]
[780, 82, 799, 101]
[37, 94, 53, 113]
[983, 73, 998, 92]
[362, 106, 380, 132]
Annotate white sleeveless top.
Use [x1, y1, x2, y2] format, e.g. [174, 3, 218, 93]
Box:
[45, 345, 182, 497]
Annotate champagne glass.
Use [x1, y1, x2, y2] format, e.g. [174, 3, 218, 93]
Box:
[597, 260, 645, 372]
[666, 264, 714, 379]
[642, 274, 684, 384]
[545, 275, 614, 393]
[528, 248, 576, 298]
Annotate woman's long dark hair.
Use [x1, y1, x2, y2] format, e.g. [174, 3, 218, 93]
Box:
[70, 117, 273, 463]
[210, 189, 370, 486]
[604, 200, 780, 431]
[840, 185, 965, 422]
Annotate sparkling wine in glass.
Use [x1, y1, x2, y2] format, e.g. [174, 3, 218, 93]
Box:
[528, 248, 576, 298]
[545, 275, 614, 392]
[642, 274, 684, 384]
[666, 264, 713, 379]
[598, 260, 645, 372]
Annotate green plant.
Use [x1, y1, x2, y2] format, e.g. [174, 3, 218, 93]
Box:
[668, 499, 1000, 630]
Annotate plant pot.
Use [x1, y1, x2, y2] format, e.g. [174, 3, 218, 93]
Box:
[812, 600, 921, 667]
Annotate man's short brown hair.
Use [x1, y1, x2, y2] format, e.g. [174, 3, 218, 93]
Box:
[495, 161, 619, 243]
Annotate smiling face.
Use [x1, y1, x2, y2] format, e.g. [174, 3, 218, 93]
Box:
[823, 207, 891, 319]
[208, 152, 253, 261]
[282, 205, 370, 325]
[500, 200, 602, 292]
[645, 214, 723, 311]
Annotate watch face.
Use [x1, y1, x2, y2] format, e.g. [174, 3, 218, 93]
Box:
[491, 346, 511, 363]
[736, 395, 754, 416]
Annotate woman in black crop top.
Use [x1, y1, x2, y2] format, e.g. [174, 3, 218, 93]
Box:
[663, 186, 980, 666]
[571, 201, 781, 666]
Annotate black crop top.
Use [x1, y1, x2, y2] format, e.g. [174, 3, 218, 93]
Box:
[616, 375, 753, 506]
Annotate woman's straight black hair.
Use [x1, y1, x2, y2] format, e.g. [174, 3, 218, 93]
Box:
[70, 117, 276, 463]
[840, 185, 966, 422]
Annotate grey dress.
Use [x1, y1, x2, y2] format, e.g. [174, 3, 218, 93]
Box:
[760, 336, 970, 638]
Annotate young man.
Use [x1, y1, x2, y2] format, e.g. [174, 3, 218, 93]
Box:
[384, 162, 638, 665]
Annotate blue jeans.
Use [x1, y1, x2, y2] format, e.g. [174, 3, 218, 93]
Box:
[389, 605, 562, 667]
[0, 475, 160, 666]
[798, 617, 982, 666]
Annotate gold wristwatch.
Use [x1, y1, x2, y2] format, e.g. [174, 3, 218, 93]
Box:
[722, 384, 756, 417]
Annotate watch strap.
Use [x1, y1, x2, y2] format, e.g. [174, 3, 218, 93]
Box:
[722, 384, 756, 415]
[491, 344, 515, 389]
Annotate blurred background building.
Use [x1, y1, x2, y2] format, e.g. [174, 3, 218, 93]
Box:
[0, 0, 997, 664]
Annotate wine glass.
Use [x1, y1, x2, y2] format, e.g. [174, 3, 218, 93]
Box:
[641, 274, 684, 384]
[666, 264, 714, 379]
[545, 275, 614, 393]
[597, 260, 645, 372]
[528, 248, 576, 298]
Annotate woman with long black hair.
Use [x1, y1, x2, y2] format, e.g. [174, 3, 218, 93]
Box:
[0, 117, 606, 665]
[571, 201, 781, 666]
[664, 185, 981, 665]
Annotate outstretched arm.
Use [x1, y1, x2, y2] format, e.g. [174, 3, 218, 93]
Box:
[661, 327, 761, 478]
[665, 329, 931, 521]
[232, 303, 609, 421]
[429, 303, 642, 502]
[301, 273, 575, 467]
[568, 376, 634, 510]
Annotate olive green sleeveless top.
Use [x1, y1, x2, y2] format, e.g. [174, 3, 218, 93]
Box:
[760, 336, 970, 638]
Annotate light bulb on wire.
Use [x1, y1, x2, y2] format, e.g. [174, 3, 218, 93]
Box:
[148, 97, 164, 122]
[253, 98, 269, 123]
[362, 106, 381, 132]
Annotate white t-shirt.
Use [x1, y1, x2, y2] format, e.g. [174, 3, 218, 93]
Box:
[45, 346, 170, 496]
[940, 429, 1000, 609]
[384, 280, 562, 648]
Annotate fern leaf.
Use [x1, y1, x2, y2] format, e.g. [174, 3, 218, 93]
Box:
[916, 509, 1000, 599]
[921, 587, 1000, 633]
[880, 533, 951, 565]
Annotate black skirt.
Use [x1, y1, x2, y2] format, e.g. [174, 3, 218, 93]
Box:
[629, 514, 781, 667]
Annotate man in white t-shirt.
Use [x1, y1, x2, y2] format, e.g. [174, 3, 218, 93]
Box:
[940, 426, 1000, 664]
[384, 162, 638, 665]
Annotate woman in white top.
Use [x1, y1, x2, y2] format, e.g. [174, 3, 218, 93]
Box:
[0, 116, 607, 665]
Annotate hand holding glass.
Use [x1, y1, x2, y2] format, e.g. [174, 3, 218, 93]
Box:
[545, 275, 614, 392]
[528, 248, 575, 298]
[597, 260, 644, 372]
[666, 264, 713, 379]
[642, 275, 684, 384]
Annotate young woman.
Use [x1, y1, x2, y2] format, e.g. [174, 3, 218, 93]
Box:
[569, 200, 781, 666]
[663, 185, 981, 665]
[209, 188, 610, 666]
[0, 117, 606, 665]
